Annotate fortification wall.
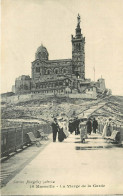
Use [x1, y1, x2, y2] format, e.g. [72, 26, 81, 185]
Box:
[69, 92, 97, 99]
[1, 91, 97, 104]
[1, 93, 55, 104]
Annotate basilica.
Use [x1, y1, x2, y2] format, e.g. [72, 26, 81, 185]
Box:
[14, 14, 105, 97]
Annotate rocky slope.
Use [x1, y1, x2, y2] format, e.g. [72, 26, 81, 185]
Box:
[1, 96, 123, 128]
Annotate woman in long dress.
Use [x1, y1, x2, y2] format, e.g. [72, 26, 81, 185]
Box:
[57, 118, 66, 142]
[102, 118, 112, 138]
[102, 123, 107, 138]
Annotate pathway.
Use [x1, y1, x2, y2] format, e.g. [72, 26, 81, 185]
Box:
[1, 133, 123, 195]
[78, 101, 106, 118]
[0, 135, 52, 188]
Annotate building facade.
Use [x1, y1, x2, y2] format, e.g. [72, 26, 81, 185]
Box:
[14, 14, 105, 97]
[14, 14, 87, 95]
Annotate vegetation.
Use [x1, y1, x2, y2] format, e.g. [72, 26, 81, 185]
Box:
[1, 95, 123, 128]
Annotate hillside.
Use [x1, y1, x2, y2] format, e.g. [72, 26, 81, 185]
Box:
[1, 95, 123, 128]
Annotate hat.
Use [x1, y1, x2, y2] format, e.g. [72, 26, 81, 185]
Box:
[57, 116, 63, 120]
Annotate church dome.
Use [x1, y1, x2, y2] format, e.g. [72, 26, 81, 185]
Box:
[35, 44, 49, 60]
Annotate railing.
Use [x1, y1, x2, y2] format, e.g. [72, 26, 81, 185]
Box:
[1, 123, 52, 158]
[98, 123, 123, 142]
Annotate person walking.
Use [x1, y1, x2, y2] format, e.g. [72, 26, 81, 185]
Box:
[74, 117, 80, 135]
[102, 118, 112, 138]
[57, 117, 67, 142]
[92, 118, 98, 134]
[86, 118, 92, 135]
[51, 118, 59, 142]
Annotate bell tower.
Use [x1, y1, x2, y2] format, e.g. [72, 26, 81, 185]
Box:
[71, 14, 85, 79]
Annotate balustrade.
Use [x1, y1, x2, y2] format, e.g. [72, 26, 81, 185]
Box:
[1, 123, 52, 158]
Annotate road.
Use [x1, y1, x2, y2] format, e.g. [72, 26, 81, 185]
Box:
[1, 133, 123, 195]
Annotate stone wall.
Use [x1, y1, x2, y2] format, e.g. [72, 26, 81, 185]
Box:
[1, 90, 97, 104]
[69, 92, 97, 99]
[1, 91, 67, 104]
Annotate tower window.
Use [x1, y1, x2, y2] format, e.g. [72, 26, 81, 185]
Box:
[36, 67, 40, 72]
[63, 69, 66, 74]
[74, 44, 75, 50]
[38, 52, 41, 59]
[54, 69, 59, 74]
[77, 44, 79, 50]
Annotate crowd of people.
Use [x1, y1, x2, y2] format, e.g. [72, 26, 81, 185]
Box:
[50, 113, 121, 144]
[51, 114, 99, 142]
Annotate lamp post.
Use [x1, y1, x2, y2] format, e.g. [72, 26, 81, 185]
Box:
[93, 66, 95, 82]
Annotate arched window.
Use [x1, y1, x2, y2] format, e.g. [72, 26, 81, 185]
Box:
[76, 44, 79, 50]
[47, 70, 50, 75]
[63, 69, 66, 73]
[46, 69, 51, 75]
[43, 52, 46, 58]
[54, 68, 59, 74]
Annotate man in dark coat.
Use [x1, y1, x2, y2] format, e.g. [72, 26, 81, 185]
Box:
[74, 118, 80, 135]
[86, 118, 92, 135]
[51, 118, 59, 142]
[92, 118, 98, 133]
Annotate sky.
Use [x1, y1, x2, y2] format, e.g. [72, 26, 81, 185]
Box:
[1, 0, 123, 95]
